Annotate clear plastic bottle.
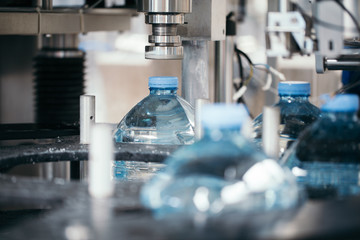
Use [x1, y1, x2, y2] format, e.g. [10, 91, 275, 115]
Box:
[253, 81, 320, 155]
[141, 104, 299, 218]
[113, 76, 195, 181]
[282, 94, 360, 199]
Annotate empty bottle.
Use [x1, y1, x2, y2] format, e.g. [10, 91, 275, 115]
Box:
[253, 81, 320, 155]
[141, 104, 299, 218]
[113, 76, 195, 181]
[282, 94, 360, 199]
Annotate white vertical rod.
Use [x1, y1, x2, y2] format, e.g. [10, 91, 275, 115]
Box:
[195, 98, 210, 140]
[262, 106, 280, 159]
[88, 124, 114, 198]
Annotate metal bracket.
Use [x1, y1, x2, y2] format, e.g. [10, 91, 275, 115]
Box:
[0, 8, 136, 35]
[266, 11, 312, 57]
[178, 0, 226, 41]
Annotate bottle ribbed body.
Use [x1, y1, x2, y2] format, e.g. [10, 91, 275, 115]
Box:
[253, 95, 320, 155]
[141, 104, 299, 218]
[282, 108, 360, 199]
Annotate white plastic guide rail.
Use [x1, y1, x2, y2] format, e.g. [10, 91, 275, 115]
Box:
[89, 124, 114, 198]
[195, 99, 210, 140]
[262, 106, 280, 159]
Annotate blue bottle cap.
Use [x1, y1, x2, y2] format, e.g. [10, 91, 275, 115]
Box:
[321, 94, 359, 112]
[148, 76, 178, 89]
[278, 81, 311, 96]
[201, 104, 250, 129]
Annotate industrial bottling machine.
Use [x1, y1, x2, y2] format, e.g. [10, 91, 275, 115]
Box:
[0, 0, 359, 239]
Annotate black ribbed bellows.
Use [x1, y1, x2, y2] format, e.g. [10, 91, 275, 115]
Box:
[34, 53, 85, 125]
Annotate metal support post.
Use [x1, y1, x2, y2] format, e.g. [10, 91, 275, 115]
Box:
[80, 95, 95, 181]
[181, 40, 210, 106]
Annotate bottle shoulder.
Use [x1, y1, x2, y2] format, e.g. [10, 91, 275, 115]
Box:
[276, 100, 321, 116]
[115, 94, 195, 144]
[120, 94, 193, 125]
[176, 95, 194, 111]
[252, 101, 320, 138]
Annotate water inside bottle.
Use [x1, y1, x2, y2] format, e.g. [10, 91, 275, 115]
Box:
[113, 161, 165, 182]
[113, 76, 195, 181]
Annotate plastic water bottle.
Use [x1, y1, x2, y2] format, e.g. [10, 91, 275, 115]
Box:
[141, 104, 299, 218]
[113, 76, 195, 181]
[253, 81, 320, 155]
[282, 94, 360, 199]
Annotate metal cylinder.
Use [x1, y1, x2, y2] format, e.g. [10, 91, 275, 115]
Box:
[144, 17, 184, 59]
[80, 95, 95, 144]
[279, 0, 288, 13]
[42, 0, 52, 10]
[182, 40, 209, 106]
[325, 58, 360, 71]
[224, 37, 234, 103]
[42, 34, 79, 50]
[145, 46, 183, 59]
[214, 40, 225, 102]
[137, 0, 192, 13]
[215, 37, 234, 103]
[146, 14, 185, 24]
[39, 161, 70, 181]
[80, 95, 95, 181]
[137, 0, 192, 60]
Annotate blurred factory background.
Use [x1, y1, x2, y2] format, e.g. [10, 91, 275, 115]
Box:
[0, 0, 342, 126]
[0, 0, 360, 238]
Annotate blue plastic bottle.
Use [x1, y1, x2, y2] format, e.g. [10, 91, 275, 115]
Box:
[113, 76, 195, 180]
[282, 94, 360, 199]
[141, 104, 299, 218]
[253, 81, 320, 155]
[115, 76, 195, 144]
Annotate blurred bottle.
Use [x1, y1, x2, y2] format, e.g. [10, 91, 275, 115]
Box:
[253, 81, 320, 155]
[113, 76, 195, 181]
[141, 104, 299, 218]
[282, 94, 360, 199]
[342, 70, 360, 117]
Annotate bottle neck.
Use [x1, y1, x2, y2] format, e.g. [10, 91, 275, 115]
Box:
[203, 126, 242, 141]
[322, 111, 358, 122]
[278, 94, 309, 102]
[149, 88, 177, 95]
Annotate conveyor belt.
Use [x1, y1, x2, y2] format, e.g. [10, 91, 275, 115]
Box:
[0, 174, 359, 239]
